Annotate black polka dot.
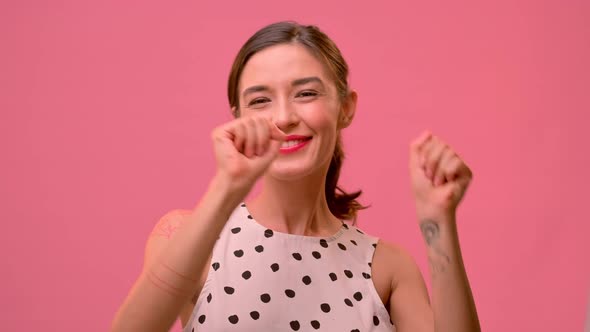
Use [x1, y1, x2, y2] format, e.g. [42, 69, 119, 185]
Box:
[247, 214, 253, 219]
[212, 262, 220, 271]
[264, 229, 274, 238]
[241, 203, 246, 207]
[342, 223, 349, 229]
[302, 275, 312, 285]
[320, 303, 331, 313]
[250, 311, 260, 320]
[356, 229, 364, 234]
[350, 240, 358, 246]
[290, 320, 300, 331]
[362, 272, 371, 279]
[329, 272, 337, 281]
[319, 239, 328, 248]
[271, 263, 280, 272]
[338, 243, 347, 251]
[260, 293, 271, 303]
[344, 298, 353, 307]
[372, 243, 377, 248]
[344, 270, 353, 278]
[368, 262, 372, 268]
[373, 315, 380, 326]
[292, 252, 302, 261]
[224, 286, 235, 295]
[351, 329, 360, 332]
[198, 314, 206, 324]
[231, 227, 241, 234]
[312, 251, 321, 259]
[311, 320, 320, 329]
[234, 249, 244, 257]
[192, 328, 194, 332]
[228, 315, 239, 324]
[206, 293, 212, 303]
[285, 289, 296, 298]
[242, 270, 252, 280]
[353, 292, 363, 301]
[255, 245, 264, 253]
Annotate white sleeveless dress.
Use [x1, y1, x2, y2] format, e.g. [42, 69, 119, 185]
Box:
[183, 203, 396, 332]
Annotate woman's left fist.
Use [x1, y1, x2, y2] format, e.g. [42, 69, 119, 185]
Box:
[409, 131, 473, 218]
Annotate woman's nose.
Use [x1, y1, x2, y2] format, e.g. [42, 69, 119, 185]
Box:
[272, 101, 299, 132]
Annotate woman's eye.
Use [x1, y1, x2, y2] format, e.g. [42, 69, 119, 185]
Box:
[248, 98, 270, 106]
[296, 90, 318, 98]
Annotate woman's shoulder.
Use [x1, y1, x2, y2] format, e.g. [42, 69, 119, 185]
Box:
[348, 225, 410, 255]
[346, 224, 420, 273]
[376, 239, 415, 262]
[347, 223, 414, 260]
[373, 238, 425, 290]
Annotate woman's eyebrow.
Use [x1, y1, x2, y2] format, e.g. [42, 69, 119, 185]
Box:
[292, 76, 324, 88]
[242, 85, 269, 98]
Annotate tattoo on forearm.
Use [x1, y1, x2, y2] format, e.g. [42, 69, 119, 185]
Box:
[420, 219, 451, 276]
[420, 221, 439, 245]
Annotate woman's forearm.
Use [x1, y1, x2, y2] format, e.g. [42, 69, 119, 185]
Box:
[419, 213, 480, 332]
[111, 175, 248, 332]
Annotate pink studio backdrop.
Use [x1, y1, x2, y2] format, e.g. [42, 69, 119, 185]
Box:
[2, 0, 588, 331]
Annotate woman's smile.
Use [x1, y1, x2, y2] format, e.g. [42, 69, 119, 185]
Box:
[279, 135, 312, 154]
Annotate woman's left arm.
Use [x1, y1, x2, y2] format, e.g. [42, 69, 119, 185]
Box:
[389, 131, 481, 332]
[418, 213, 480, 332]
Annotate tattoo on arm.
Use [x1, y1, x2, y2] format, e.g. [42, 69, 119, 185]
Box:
[420, 219, 451, 276]
[420, 221, 439, 245]
[150, 213, 188, 239]
[151, 222, 180, 239]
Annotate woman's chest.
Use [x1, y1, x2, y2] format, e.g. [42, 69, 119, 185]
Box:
[188, 238, 394, 331]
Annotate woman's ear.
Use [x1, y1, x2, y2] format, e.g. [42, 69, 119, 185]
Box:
[338, 90, 358, 129]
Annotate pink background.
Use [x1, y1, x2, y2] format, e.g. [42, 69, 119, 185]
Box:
[2, 0, 589, 331]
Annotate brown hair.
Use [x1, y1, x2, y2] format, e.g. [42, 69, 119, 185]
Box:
[227, 21, 369, 223]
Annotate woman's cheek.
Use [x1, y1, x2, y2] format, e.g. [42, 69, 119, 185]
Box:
[302, 102, 338, 127]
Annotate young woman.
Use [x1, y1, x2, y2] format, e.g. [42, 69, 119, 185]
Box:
[112, 21, 480, 332]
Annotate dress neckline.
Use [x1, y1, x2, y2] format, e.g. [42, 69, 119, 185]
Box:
[239, 202, 348, 242]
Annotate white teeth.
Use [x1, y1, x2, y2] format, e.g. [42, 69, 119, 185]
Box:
[281, 139, 306, 148]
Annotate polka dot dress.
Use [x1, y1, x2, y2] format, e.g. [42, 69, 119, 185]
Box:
[184, 203, 396, 332]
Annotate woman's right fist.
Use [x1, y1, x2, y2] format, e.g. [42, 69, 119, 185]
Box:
[211, 113, 286, 190]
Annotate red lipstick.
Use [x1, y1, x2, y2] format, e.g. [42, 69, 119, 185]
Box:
[279, 135, 312, 154]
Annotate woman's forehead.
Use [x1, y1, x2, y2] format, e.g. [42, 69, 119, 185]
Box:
[239, 43, 331, 92]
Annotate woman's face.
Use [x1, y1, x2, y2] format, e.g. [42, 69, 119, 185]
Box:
[238, 43, 353, 181]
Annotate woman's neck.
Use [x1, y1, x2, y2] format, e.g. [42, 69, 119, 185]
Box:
[246, 170, 341, 237]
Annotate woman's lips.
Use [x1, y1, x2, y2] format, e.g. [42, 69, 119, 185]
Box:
[279, 136, 312, 154]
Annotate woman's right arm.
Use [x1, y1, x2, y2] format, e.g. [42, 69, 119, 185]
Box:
[111, 114, 285, 332]
[111, 175, 248, 332]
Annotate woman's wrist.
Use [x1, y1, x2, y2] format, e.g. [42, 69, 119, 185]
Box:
[208, 173, 252, 207]
[415, 204, 456, 224]
[211, 172, 247, 194]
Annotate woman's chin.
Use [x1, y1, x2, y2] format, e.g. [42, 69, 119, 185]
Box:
[265, 162, 314, 181]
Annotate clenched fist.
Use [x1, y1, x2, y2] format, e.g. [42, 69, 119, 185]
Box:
[409, 131, 473, 220]
[211, 113, 287, 191]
